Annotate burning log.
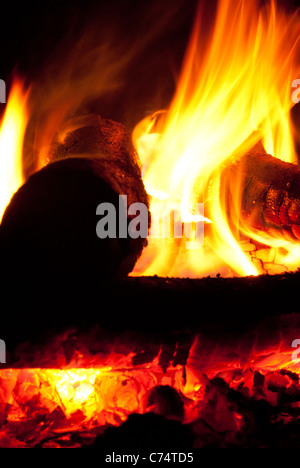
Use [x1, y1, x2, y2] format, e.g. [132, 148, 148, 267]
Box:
[0, 115, 149, 281]
[221, 151, 300, 241]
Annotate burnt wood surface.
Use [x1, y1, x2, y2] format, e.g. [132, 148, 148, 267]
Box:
[222, 152, 300, 240]
[1, 120, 300, 365]
[1, 270, 299, 367]
[0, 115, 149, 283]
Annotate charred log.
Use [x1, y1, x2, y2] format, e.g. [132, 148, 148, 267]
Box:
[222, 152, 300, 241]
[0, 115, 149, 281]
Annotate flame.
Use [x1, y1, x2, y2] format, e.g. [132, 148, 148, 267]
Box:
[132, 0, 300, 278]
[1, 336, 300, 447]
[0, 80, 29, 222]
[1, 1, 300, 280]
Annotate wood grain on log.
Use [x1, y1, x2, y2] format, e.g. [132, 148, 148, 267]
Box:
[222, 152, 300, 241]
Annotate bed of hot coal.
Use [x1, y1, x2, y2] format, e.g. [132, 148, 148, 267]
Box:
[0, 269, 300, 448]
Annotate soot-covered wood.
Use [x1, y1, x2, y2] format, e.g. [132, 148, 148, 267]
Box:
[0, 114, 149, 281]
[222, 152, 300, 241]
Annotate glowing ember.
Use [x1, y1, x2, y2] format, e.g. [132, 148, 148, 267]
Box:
[0, 338, 300, 447]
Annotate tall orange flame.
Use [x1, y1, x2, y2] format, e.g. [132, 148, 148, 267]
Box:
[0, 80, 29, 222]
[132, 0, 300, 278]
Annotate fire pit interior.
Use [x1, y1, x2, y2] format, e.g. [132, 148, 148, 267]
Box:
[1, 0, 300, 449]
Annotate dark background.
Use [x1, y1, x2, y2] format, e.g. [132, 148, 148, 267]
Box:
[0, 0, 199, 128]
[0, 0, 298, 130]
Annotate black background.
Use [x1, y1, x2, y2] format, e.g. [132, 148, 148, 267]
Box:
[0, 0, 199, 128]
[0, 0, 298, 130]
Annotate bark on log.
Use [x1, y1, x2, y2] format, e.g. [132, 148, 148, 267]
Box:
[221, 152, 300, 241]
[48, 113, 148, 211]
[0, 115, 149, 281]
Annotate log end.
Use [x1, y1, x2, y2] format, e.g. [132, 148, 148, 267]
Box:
[0, 157, 148, 282]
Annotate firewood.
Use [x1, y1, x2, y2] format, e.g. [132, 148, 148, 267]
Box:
[221, 152, 300, 241]
[0, 115, 149, 281]
[48, 113, 149, 210]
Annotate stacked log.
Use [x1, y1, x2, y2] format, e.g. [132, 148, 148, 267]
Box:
[0, 115, 149, 281]
[221, 152, 300, 242]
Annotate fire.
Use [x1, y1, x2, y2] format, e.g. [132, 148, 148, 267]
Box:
[0, 79, 29, 222]
[0, 350, 187, 447]
[132, 0, 300, 278]
[0, 0, 300, 450]
[1, 337, 300, 447]
[1, 1, 300, 278]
